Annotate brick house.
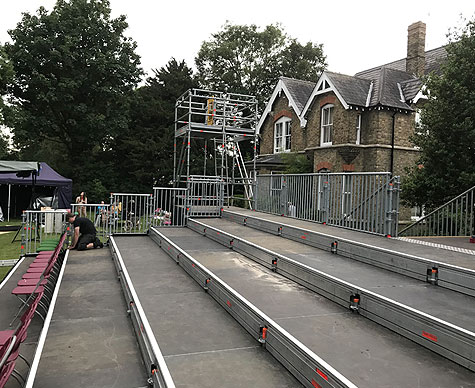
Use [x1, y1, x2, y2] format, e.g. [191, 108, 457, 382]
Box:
[255, 22, 446, 177]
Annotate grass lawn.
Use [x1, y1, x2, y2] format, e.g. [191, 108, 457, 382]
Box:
[0, 230, 22, 260]
[0, 266, 13, 281]
[0, 226, 22, 281]
[1, 218, 23, 227]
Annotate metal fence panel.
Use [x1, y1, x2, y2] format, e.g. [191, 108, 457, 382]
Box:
[21, 210, 68, 254]
[255, 173, 399, 237]
[187, 175, 223, 217]
[109, 193, 153, 234]
[152, 187, 187, 227]
[399, 185, 475, 237]
[70, 203, 110, 241]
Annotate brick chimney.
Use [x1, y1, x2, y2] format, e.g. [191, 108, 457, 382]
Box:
[406, 21, 426, 76]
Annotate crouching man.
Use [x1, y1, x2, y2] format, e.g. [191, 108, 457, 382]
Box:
[66, 212, 103, 250]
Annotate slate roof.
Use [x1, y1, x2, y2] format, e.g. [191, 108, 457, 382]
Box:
[325, 72, 371, 107]
[360, 67, 418, 110]
[281, 77, 316, 113]
[355, 46, 447, 78]
[319, 46, 446, 110]
[344, 45, 447, 109]
[261, 46, 447, 136]
[320, 68, 416, 111]
[400, 78, 423, 101]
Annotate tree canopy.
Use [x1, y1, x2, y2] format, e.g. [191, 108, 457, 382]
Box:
[2, 7, 330, 200]
[0, 46, 14, 125]
[195, 23, 326, 108]
[114, 58, 197, 191]
[3, 0, 142, 200]
[0, 46, 13, 99]
[402, 18, 475, 208]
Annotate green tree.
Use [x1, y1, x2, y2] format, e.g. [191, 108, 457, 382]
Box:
[4, 0, 142, 200]
[0, 46, 12, 122]
[0, 46, 14, 158]
[0, 46, 14, 108]
[402, 18, 475, 208]
[0, 132, 9, 159]
[114, 58, 197, 191]
[195, 23, 326, 108]
[281, 152, 313, 174]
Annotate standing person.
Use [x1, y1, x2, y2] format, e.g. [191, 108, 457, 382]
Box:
[75, 191, 88, 217]
[66, 212, 103, 250]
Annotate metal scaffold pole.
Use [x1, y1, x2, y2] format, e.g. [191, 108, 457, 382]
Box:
[173, 88, 258, 217]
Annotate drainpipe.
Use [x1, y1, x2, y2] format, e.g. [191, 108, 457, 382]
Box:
[390, 112, 397, 177]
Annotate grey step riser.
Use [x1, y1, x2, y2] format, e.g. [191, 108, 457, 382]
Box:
[110, 238, 175, 388]
[223, 211, 475, 298]
[188, 219, 475, 373]
[149, 227, 357, 388]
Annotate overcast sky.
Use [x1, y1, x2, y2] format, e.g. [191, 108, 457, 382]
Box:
[1, 1, 474, 78]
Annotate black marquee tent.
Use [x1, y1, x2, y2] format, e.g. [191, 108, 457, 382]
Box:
[0, 161, 72, 220]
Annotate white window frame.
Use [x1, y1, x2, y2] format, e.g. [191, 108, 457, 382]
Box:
[274, 117, 292, 153]
[320, 104, 334, 147]
[356, 114, 361, 145]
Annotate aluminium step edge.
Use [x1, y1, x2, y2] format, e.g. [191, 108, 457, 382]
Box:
[150, 226, 358, 388]
[188, 218, 475, 373]
[110, 237, 176, 388]
[222, 210, 475, 297]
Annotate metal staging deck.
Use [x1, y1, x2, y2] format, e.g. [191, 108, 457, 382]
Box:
[196, 217, 475, 333]
[157, 226, 475, 387]
[113, 235, 301, 388]
[31, 249, 146, 388]
[223, 207, 475, 270]
[4, 205, 474, 387]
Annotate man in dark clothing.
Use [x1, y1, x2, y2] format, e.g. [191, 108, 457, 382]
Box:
[66, 212, 103, 250]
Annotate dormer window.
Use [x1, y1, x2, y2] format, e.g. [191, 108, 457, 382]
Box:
[274, 117, 291, 153]
[320, 104, 333, 146]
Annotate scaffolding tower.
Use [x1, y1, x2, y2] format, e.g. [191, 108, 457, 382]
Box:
[174, 89, 258, 214]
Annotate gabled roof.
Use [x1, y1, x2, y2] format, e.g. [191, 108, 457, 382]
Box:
[256, 77, 315, 134]
[326, 72, 372, 107]
[258, 46, 446, 133]
[359, 67, 417, 110]
[280, 77, 316, 112]
[301, 71, 373, 119]
[302, 66, 421, 117]
[351, 46, 447, 108]
[355, 46, 447, 78]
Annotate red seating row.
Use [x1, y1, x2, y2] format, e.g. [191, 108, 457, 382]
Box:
[0, 233, 67, 388]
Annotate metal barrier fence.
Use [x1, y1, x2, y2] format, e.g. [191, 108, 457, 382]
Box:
[255, 173, 400, 237]
[70, 203, 110, 241]
[21, 210, 68, 254]
[109, 193, 153, 234]
[18, 173, 402, 249]
[151, 187, 187, 227]
[187, 175, 224, 217]
[399, 185, 475, 237]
